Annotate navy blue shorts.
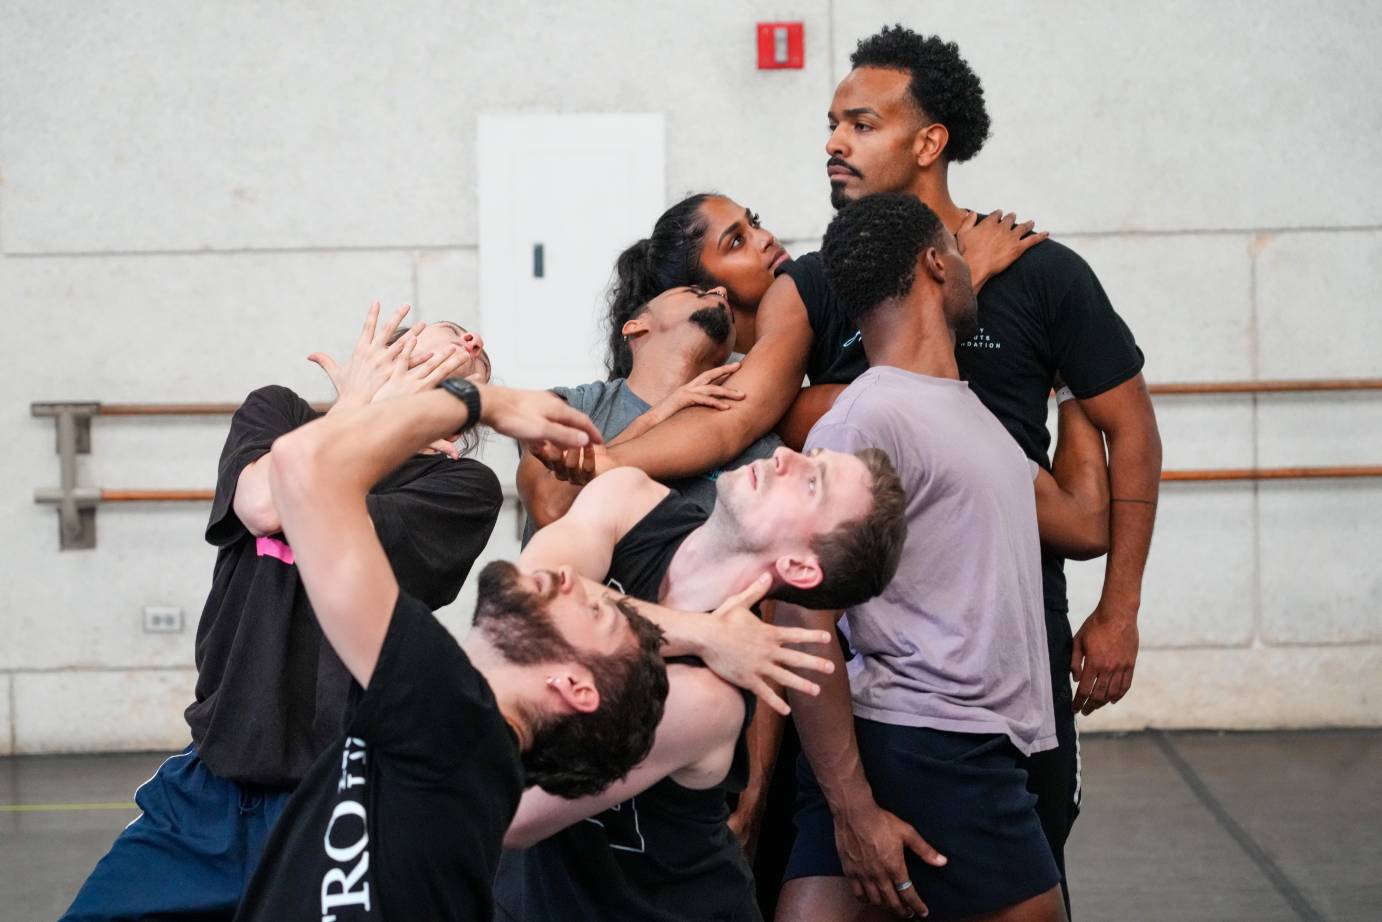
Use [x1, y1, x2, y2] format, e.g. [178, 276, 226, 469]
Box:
[61, 745, 293, 921]
[784, 720, 1060, 921]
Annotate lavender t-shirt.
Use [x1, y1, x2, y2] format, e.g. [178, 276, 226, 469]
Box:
[805, 366, 1056, 756]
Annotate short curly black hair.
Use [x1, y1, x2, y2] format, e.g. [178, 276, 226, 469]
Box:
[821, 194, 946, 323]
[850, 25, 990, 163]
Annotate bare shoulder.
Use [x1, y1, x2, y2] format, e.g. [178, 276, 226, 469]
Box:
[583, 466, 670, 524]
[660, 663, 740, 763]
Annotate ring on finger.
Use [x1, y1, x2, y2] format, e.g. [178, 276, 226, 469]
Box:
[894, 880, 913, 893]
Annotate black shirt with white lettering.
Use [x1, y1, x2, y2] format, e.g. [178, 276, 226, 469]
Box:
[783, 240, 1143, 609]
[186, 385, 502, 786]
[236, 593, 523, 922]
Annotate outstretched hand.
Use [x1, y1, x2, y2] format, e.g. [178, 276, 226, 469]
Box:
[956, 210, 1048, 291]
[309, 301, 426, 410]
[695, 574, 836, 716]
[479, 385, 603, 452]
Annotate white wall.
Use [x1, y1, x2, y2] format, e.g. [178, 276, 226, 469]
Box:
[2, 0, 1379, 753]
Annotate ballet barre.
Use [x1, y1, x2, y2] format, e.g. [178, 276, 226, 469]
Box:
[31, 377, 1382, 549]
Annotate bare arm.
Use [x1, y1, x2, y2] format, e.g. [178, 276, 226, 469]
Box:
[520, 467, 665, 582]
[516, 449, 583, 530]
[774, 603, 944, 918]
[505, 664, 742, 847]
[268, 385, 600, 687]
[605, 275, 814, 479]
[1035, 395, 1110, 560]
[1068, 372, 1162, 713]
[728, 601, 787, 858]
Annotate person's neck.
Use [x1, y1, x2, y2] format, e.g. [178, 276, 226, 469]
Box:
[860, 300, 959, 380]
[905, 171, 969, 235]
[732, 306, 757, 354]
[460, 636, 536, 751]
[661, 520, 772, 611]
[625, 346, 719, 405]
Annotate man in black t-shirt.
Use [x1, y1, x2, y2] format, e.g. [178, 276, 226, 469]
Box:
[64, 304, 501, 921]
[494, 446, 910, 922]
[235, 374, 670, 921]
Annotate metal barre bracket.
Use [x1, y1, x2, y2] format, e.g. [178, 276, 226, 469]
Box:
[31, 402, 101, 550]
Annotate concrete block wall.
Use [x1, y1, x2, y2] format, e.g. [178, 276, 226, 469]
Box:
[1, 1, 1378, 753]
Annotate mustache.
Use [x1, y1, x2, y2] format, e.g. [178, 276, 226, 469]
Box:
[827, 156, 862, 178]
[689, 305, 733, 344]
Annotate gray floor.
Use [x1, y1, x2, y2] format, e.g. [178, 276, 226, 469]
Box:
[2, 730, 1378, 921]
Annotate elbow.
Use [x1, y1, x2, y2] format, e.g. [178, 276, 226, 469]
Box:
[238, 494, 282, 538]
[266, 430, 326, 509]
[1066, 505, 1111, 560]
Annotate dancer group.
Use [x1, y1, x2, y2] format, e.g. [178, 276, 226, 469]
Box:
[63, 24, 1160, 922]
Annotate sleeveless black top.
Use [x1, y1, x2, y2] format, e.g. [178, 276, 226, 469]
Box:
[494, 491, 762, 921]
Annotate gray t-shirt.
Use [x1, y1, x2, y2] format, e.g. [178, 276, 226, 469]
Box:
[521, 378, 781, 543]
[805, 366, 1056, 756]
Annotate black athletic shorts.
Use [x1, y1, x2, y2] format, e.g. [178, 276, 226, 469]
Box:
[784, 719, 1060, 921]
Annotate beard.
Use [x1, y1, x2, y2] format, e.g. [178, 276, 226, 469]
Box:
[829, 182, 852, 210]
[472, 560, 577, 665]
[689, 304, 733, 345]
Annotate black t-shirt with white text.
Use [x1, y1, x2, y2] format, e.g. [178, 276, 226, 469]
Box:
[235, 593, 523, 922]
[186, 385, 503, 785]
[783, 240, 1143, 609]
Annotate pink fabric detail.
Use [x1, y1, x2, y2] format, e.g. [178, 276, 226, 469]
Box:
[255, 535, 295, 565]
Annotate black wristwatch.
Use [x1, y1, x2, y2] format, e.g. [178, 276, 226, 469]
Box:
[440, 378, 483, 431]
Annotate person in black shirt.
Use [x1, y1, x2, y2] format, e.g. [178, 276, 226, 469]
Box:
[64, 304, 503, 921]
[495, 443, 908, 922]
[236, 371, 670, 922]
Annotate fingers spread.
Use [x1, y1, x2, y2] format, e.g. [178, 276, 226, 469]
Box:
[377, 303, 412, 345]
[752, 681, 791, 717]
[766, 666, 819, 698]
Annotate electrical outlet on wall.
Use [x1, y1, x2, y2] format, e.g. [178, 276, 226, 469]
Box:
[143, 605, 184, 633]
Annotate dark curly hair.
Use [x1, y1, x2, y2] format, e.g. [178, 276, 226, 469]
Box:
[520, 598, 669, 799]
[472, 561, 669, 799]
[605, 193, 720, 379]
[850, 25, 990, 163]
[821, 193, 946, 323]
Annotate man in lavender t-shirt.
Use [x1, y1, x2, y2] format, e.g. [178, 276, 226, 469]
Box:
[775, 195, 1108, 922]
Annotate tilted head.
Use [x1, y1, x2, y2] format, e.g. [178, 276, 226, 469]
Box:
[387, 320, 493, 455]
[711, 445, 907, 610]
[471, 561, 669, 799]
[827, 26, 990, 208]
[606, 193, 790, 377]
[822, 193, 978, 342]
[619, 285, 737, 375]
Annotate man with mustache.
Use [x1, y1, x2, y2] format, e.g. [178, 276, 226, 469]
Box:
[549, 27, 1160, 916]
[519, 285, 782, 536]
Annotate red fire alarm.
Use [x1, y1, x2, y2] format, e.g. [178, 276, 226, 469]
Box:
[757, 22, 804, 69]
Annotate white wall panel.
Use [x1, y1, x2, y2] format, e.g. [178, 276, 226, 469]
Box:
[1258, 480, 1382, 645]
[14, 670, 196, 753]
[1256, 230, 1382, 379]
[1077, 645, 1382, 732]
[830, 1, 1382, 234]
